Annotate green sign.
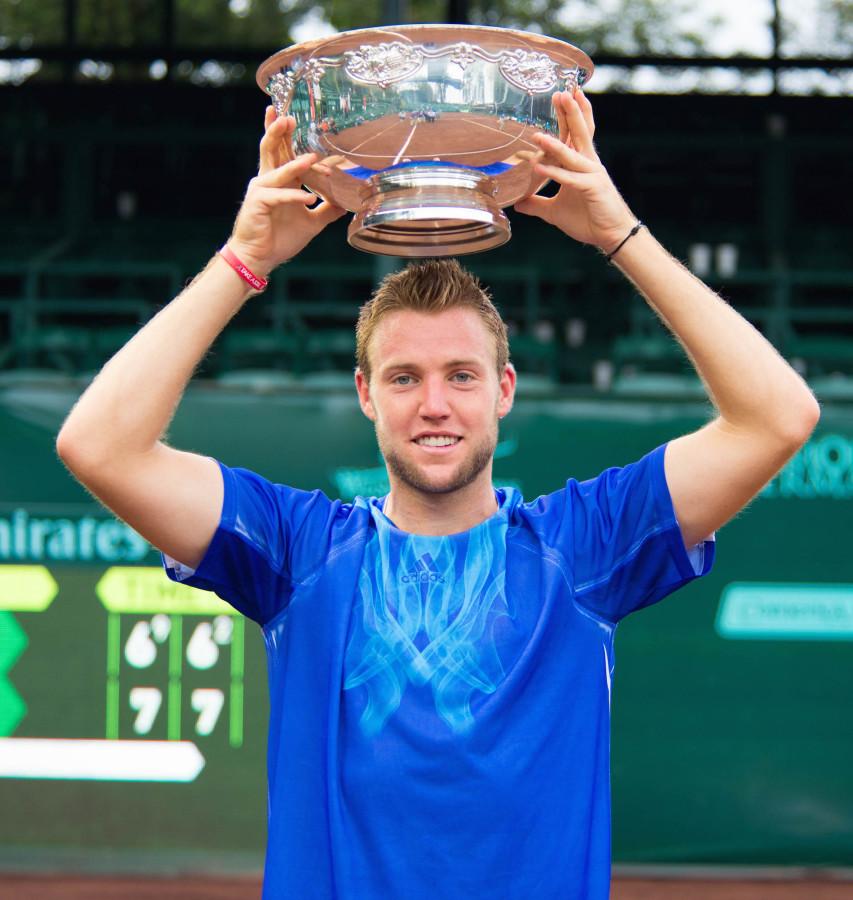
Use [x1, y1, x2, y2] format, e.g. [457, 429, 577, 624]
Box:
[716, 582, 853, 640]
[0, 611, 28, 735]
[3, 384, 853, 868]
[762, 433, 853, 499]
[0, 509, 149, 564]
[0, 565, 58, 612]
[96, 566, 236, 616]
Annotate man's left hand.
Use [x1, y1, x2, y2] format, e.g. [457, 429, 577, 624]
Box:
[514, 90, 637, 253]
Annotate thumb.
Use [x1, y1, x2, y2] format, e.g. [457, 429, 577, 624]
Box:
[310, 199, 348, 228]
[514, 195, 553, 224]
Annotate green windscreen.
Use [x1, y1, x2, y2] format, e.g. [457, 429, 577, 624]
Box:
[1, 382, 851, 869]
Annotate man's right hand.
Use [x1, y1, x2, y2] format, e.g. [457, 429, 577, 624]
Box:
[227, 107, 346, 276]
[57, 107, 348, 572]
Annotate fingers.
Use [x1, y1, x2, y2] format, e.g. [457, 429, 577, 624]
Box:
[551, 91, 596, 158]
[553, 93, 570, 144]
[530, 132, 596, 174]
[253, 186, 320, 210]
[310, 157, 338, 177]
[513, 195, 554, 225]
[308, 199, 348, 227]
[515, 149, 545, 165]
[533, 162, 589, 188]
[563, 91, 596, 157]
[575, 89, 595, 138]
[259, 112, 287, 174]
[259, 112, 296, 174]
[255, 152, 318, 188]
[313, 153, 344, 176]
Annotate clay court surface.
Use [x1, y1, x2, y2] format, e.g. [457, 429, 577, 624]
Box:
[2, 875, 851, 899]
[325, 111, 535, 169]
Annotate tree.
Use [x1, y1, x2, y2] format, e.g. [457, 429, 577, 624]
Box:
[1, 0, 850, 92]
[0, 0, 720, 55]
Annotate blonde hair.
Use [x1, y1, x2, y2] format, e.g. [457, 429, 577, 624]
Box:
[355, 259, 509, 382]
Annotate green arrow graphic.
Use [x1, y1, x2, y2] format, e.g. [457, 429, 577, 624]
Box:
[0, 611, 28, 735]
[96, 567, 236, 616]
[0, 566, 58, 612]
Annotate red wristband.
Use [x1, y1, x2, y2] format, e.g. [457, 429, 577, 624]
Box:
[218, 245, 268, 292]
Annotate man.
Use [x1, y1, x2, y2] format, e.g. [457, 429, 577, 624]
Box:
[57, 91, 819, 899]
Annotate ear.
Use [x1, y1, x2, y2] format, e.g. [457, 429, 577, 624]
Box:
[497, 363, 516, 419]
[355, 368, 376, 421]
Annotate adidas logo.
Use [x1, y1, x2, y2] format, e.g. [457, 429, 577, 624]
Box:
[400, 553, 445, 585]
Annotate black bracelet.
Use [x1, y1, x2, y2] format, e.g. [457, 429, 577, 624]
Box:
[604, 221, 646, 262]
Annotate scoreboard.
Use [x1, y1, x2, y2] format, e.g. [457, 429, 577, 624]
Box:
[0, 548, 268, 863]
[1, 566, 246, 780]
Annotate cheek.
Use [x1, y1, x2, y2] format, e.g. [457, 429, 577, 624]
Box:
[474, 390, 502, 417]
[372, 398, 408, 433]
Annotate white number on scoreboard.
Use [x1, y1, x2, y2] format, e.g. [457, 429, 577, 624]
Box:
[129, 686, 163, 735]
[191, 688, 225, 736]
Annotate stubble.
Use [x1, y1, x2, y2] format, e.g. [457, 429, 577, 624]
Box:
[376, 421, 498, 495]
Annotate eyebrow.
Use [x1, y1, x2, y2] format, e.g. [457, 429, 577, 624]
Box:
[381, 359, 485, 375]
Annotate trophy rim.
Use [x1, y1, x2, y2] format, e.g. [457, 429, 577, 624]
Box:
[256, 23, 594, 93]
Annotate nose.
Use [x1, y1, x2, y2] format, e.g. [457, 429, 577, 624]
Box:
[418, 375, 451, 420]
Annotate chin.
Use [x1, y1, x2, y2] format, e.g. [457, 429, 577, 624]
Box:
[415, 471, 471, 495]
[377, 428, 496, 497]
[391, 453, 489, 496]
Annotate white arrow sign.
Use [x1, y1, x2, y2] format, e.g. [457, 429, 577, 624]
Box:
[0, 738, 205, 782]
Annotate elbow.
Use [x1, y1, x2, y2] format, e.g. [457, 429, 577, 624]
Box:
[56, 425, 73, 465]
[56, 426, 84, 474]
[56, 423, 102, 478]
[780, 393, 821, 449]
[805, 394, 821, 432]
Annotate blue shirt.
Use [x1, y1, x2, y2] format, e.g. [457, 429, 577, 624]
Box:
[164, 443, 714, 899]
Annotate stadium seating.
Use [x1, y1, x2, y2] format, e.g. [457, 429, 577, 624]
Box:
[2, 87, 850, 397]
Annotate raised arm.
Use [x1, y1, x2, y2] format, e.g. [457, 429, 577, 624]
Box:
[516, 90, 819, 549]
[56, 108, 345, 568]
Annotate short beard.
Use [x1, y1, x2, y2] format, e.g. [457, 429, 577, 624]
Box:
[378, 425, 497, 495]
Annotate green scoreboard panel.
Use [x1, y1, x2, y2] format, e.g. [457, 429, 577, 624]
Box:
[1, 382, 852, 869]
[0, 566, 247, 757]
[0, 557, 268, 861]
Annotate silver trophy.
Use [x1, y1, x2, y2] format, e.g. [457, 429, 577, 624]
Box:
[257, 25, 593, 257]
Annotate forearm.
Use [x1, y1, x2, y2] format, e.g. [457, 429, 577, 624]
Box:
[611, 228, 819, 438]
[57, 254, 253, 464]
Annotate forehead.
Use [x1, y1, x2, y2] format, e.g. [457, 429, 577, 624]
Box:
[369, 308, 495, 371]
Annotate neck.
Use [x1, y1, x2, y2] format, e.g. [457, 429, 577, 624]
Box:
[382, 470, 499, 536]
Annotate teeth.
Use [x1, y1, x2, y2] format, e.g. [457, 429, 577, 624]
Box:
[416, 436, 460, 447]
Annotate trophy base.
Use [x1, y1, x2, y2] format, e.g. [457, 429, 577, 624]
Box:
[347, 165, 511, 258]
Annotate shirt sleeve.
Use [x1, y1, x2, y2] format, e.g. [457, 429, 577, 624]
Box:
[529, 443, 715, 624]
[162, 460, 338, 625]
[574, 442, 715, 622]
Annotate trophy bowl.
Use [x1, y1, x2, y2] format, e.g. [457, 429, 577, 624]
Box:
[257, 24, 593, 257]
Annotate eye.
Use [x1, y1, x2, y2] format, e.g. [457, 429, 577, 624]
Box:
[451, 372, 474, 383]
[392, 374, 414, 386]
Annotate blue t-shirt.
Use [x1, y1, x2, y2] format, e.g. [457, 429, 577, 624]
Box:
[164, 443, 714, 899]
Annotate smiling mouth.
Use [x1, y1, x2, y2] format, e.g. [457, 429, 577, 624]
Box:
[413, 436, 462, 448]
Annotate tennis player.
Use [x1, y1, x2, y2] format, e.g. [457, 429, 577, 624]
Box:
[57, 90, 819, 899]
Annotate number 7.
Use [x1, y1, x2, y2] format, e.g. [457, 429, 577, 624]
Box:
[191, 688, 225, 736]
